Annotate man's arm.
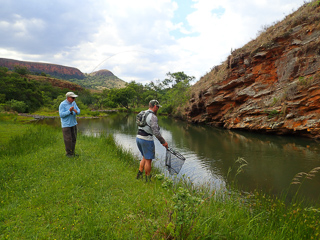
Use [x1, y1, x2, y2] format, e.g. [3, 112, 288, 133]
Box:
[59, 102, 72, 118]
[73, 102, 80, 115]
[149, 114, 168, 148]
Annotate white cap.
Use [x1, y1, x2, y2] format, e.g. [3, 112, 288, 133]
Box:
[66, 92, 78, 98]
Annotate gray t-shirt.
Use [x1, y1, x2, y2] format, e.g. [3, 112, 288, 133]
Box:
[137, 111, 166, 144]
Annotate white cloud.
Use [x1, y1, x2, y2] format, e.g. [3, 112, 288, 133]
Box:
[0, 0, 308, 84]
[171, 0, 306, 76]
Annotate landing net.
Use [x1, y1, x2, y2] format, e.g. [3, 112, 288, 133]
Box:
[165, 147, 186, 175]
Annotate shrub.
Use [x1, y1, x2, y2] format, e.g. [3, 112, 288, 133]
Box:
[0, 94, 5, 103]
[13, 65, 30, 75]
[88, 111, 100, 117]
[4, 99, 28, 113]
[51, 95, 66, 110]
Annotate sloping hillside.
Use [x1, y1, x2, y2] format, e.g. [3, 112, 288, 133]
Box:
[186, 1, 320, 139]
[24, 75, 84, 92]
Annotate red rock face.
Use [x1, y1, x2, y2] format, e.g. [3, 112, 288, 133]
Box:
[186, 18, 320, 139]
[0, 58, 84, 79]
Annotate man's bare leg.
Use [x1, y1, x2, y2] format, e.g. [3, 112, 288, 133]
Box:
[136, 157, 146, 179]
[139, 157, 146, 172]
[144, 159, 152, 176]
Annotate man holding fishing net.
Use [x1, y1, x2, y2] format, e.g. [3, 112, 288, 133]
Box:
[136, 100, 168, 182]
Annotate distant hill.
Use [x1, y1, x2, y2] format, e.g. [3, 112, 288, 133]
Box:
[0, 58, 84, 80]
[70, 70, 127, 90]
[90, 69, 114, 77]
[0, 58, 127, 90]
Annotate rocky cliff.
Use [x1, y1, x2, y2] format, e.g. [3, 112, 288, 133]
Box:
[0, 58, 84, 79]
[186, 2, 320, 139]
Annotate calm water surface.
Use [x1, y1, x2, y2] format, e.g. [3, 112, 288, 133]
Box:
[40, 113, 320, 202]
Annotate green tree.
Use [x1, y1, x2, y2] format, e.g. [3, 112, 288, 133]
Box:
[52, 95, 66, 110]
[108, 87, 135, 109]
[0, 68, 47, 112]
[13, 65, 30, 75]
[80, 71, 194, 112]
[0, 76, 43, 112]
[78, 89, 95, 106]
[160, 72, 194, 115]
[143, 80, 164, 103]
[164, 72, 195, 88]
[99, 89, 116, 109]
[126, 81, 144, 107]
[0, 94, 5, 103]
[0, 67, 8, 76]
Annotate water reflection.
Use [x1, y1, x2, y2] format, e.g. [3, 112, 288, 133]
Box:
[39, 113, 320, 202]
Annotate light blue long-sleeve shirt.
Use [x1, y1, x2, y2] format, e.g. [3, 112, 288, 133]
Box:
[59, 99, 80, 128]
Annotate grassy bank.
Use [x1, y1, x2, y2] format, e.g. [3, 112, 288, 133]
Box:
[1, 119, 320, 239]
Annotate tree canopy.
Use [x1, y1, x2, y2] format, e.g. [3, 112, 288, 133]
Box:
[0, 67, 67, 112]
[96, 71, 194, 114]
[0, 67, 194, 116]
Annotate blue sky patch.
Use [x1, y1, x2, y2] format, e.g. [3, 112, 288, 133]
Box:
[211, 6, 225, 18]
[170, 29, 200, 39]
[171, 0, 198, 39]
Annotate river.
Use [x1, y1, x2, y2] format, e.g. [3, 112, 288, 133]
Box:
[39, 112, 320, 203]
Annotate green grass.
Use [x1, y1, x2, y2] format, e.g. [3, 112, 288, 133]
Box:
[0, 120, 320, 239]
[0, 122, 29, 145]
[0, 113, 34, 145]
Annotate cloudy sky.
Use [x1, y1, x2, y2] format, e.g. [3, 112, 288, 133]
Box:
[0, 0, 307, 84]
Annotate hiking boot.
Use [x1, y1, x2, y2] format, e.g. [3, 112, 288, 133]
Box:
[136, 170, 143, 179]
[145, 175, 152, 182]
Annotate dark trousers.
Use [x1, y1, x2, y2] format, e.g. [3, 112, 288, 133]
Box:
[62, 125, 77, 156]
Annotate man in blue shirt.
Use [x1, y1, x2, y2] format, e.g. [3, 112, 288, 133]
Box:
[59, 92, 81, 157]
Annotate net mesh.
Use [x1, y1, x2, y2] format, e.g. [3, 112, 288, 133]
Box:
[165, 147, 186, 175]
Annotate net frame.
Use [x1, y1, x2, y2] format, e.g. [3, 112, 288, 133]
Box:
[165, 147, 186, 175]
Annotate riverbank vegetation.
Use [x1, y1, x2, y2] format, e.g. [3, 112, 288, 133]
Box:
[1, 117, 319, 239]
[0, 66, 193, 118]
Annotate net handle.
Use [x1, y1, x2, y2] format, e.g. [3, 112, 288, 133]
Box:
[167, 147, 186, 160]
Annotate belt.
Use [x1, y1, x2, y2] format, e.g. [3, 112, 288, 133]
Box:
[138, 129, 152, 136]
